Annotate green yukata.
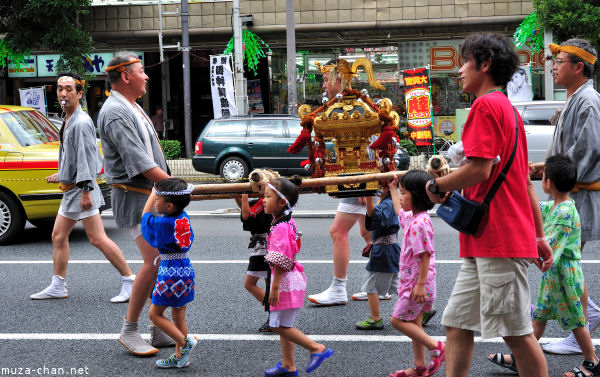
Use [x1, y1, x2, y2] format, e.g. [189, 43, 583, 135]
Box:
[533, 199, 585, 331]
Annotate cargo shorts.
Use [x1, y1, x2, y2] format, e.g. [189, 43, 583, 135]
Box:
[441, 257, 533, 339]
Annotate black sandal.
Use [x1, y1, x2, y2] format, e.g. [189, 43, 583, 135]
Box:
[488, 352, 517, 373]
[568, 360, 600, 377]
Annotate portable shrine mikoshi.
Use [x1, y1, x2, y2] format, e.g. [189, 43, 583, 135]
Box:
[286, 58, 402, 198]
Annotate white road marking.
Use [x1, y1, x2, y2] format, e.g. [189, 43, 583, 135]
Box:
[0, 333, 598, 344]
[4, 259, 600, 264]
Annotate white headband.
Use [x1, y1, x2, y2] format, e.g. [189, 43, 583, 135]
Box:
[153, 183, 194, 196]
[266, 182, 296, 215]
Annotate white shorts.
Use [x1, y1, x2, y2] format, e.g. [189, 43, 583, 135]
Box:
[246, 270, 268, 279]
[124, 223, 142, 239]
[269, 308, 300, 328]
[337, 202, 366, 215]
[58, 206, 99, 221]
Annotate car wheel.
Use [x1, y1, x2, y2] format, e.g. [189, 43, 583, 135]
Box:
[219, 156, 248, 181]
[0, 191, 26, 245]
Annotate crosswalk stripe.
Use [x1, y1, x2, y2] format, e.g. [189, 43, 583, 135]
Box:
[0, 333, 598, 344]
[4, 259, 600, 264]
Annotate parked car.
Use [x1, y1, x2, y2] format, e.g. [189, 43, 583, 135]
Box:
[513, 101, 564, 164]
[462, 101, 564, 164]
[0, 105, 110, 244]
[192, 114, 411, 180]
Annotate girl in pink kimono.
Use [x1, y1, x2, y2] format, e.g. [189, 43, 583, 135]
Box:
[388, 170, 444, 377]
[263, 176, 334, 377]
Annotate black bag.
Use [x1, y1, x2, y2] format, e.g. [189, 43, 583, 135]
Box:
[436, 191, 485, 235]
[436, 108, 519, 235]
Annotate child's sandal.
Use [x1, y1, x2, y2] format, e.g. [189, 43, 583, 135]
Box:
[389, 364, 428, 377]
[427, 341, 446, 376]
[565, 360, 600, 377]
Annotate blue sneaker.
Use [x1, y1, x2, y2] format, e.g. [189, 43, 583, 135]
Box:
[177, 336, 197, 368]
[265, 362, 299, 376]
[156, 353, 188, 368]
[305, 348, 334, 373]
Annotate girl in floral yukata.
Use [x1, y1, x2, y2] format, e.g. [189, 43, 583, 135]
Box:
[263, 176, 334, 377]
[388, 170, 444, 377]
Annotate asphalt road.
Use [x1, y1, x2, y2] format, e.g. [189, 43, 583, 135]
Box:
[1, 208, 599, 377]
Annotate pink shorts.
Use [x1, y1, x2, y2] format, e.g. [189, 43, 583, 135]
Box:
[392, 296, 433, 321]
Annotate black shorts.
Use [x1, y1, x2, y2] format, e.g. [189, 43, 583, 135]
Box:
[247, 255, 269, 272]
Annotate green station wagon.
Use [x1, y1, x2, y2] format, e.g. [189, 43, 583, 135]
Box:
[192, 115, 318, 180]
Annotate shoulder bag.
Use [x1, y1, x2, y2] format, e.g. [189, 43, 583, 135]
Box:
[436, 108, 519, 235]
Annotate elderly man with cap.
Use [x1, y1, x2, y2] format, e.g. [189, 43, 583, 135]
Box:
[533, 38, 600, 355]
[98, 51, 172, 356]
[30, 72, 135, 303]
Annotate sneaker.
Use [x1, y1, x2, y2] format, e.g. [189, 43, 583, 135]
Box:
[110, 274, 135, 303]
[355, 317, 384, 330]
[156, 353, 189, 368]
[30, 275, 68, 300]
[422, 310, 437, 327]
[150, 325, 176, 347]
[177, 336, 198, 368]
[308, 286, 347, 306]
[351, 292, 392, 301]
[259, 320, 272, 333]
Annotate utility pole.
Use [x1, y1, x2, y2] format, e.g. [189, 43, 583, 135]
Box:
[544, 29, 554, 101]
[286, 0, 297, 115]
[181, 0, 192, 157]
[233, 0, 247, 115]
[157, 0, 169, 139]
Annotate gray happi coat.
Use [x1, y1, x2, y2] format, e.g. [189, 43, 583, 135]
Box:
[97, 90, 168, 227]
[58, 105, 104, 212]
[549, 79, 600, 241]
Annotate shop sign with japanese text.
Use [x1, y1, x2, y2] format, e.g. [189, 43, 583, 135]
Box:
[7, 57, 37, 77]
[210, 54, 237, 119]
[8, 52, 144, 78]
[403, 67, 433, 146]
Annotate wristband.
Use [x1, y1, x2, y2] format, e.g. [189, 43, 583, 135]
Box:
[536, 237, 548, 242]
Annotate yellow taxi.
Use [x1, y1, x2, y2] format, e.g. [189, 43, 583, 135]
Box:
[0, 105, 108, 244]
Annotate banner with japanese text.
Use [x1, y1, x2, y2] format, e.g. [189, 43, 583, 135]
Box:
[18, 87, 47, 115]
[210, 55, 237, 119]
[403, 67, 434, 146]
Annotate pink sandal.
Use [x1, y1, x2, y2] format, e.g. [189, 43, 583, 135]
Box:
[427, 341, 445, 376]
[390, 364, 429, 377]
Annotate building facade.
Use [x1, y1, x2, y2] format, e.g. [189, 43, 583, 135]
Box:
[3, 0, 540, 143]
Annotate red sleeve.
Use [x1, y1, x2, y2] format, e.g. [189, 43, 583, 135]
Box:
[462, 97, 505, 160]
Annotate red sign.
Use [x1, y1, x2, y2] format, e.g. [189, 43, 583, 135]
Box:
[403, 67, 434, 146]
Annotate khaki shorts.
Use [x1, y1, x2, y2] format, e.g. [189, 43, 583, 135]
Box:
[441, 257, 533, 339]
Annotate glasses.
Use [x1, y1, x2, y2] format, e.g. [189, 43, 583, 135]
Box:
[552, 58, 571, 66]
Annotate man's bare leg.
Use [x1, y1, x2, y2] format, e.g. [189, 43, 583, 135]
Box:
[81, 214, 135, 302]
[308, 211, 360, 306]
[444, 326, 475, 377]
[30, 215, 77, 300]
[119, 234, 159, 356]
[505, 334, 549, 377]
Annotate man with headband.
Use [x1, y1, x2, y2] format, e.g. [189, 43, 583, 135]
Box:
[98, 52, 171, 356]
[532, 39, 600, 355]
[31, 72, 136, 304]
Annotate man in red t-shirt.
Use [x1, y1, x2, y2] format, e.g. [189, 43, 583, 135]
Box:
[425, 33, 553, 377]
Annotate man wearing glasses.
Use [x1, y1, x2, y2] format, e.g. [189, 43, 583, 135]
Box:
[533, 39, 600, 355]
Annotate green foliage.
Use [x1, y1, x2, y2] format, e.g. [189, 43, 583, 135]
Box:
[0, 0, 93, 74]
[514, 12, 545, 52]
[535, 0, 600, 47]
[224, 30, 271, 76]
[160, 140, 182, 160]
[400, 138, 418, 156]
